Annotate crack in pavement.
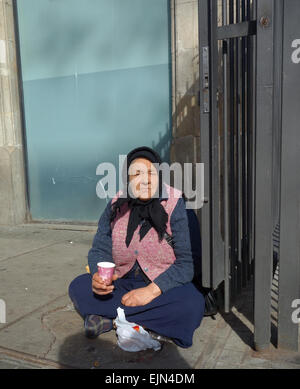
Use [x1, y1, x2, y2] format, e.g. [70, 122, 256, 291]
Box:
[0, 345, 73, 369]
[40, 303, 73, 359]
[0, 293, 68, 333]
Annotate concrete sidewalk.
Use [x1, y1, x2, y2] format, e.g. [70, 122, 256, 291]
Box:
[0, 223, 299, 369]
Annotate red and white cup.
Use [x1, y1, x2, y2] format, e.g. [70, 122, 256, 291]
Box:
[97, 262, 116, 284]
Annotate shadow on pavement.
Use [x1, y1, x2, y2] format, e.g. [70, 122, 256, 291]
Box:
[58, 331, 192, 369]
[217, 278, 255, 350]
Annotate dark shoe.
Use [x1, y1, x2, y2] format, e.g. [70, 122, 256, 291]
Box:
[84, 314, 113, 339]
[146, 329, 173, 344]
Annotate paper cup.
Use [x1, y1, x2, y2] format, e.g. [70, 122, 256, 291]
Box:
[97, 262, 116, 284]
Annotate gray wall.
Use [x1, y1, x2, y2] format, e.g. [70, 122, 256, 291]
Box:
[0, 0, 27, 225]
[170, 0, 201, 215]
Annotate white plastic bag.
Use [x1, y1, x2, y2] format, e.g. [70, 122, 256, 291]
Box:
[114, 307, 161, 352]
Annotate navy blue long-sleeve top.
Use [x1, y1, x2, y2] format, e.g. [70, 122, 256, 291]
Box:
[87, 194, 195, 293]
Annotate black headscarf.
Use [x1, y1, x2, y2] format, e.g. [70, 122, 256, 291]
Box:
[110, 146, 168, 247]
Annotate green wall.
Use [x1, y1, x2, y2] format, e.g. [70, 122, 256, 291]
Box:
[16, 0, 172, 222]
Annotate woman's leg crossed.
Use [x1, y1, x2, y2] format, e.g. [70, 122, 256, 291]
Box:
[122, 282, 205, 348]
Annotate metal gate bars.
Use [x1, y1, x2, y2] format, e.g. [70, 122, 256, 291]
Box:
[198, 0, 300, 352]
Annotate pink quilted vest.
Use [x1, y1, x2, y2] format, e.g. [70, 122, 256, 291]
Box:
[110, 183, 182, 281]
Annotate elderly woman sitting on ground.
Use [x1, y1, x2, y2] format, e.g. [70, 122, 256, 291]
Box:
[68, 146, 205, 348]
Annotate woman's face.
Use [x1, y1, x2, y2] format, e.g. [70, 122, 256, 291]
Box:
[128, 157, 159, 201]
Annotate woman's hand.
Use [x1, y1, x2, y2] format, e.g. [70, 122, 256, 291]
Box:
[92, 273, 118, 295]
[121, 282, 162, 307]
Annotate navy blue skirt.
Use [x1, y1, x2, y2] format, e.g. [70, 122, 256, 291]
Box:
[68, 265, 205, 348]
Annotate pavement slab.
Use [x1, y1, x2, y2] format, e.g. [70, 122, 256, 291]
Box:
[0, 224, 94, 262]
[0, 236, 90, 324]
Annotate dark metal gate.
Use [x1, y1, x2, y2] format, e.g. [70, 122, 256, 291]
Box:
[198, 0, 300, 351]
